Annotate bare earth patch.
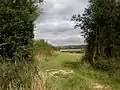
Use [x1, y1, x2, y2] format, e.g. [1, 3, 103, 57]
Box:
[92, 83, 111, 90]
[46, 69, 74, 78]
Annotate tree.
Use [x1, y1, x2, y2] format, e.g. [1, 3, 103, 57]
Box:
[72, 0, 120, 65]
[0, 0, 39, 61]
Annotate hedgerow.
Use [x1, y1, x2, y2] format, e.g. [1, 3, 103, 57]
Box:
[0, 0, 43, 89]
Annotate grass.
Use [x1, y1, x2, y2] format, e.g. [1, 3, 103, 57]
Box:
[0, 60, 40, 90]
[60, 49, 84, 53]
[38, 53, 81, 70]
[37, 52, 120, 90]
[60, 49, 82, 51]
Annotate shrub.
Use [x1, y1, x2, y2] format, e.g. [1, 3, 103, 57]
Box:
[0, 0, 43, 89]
[34, 40, 56, 57]
[93, 57, 120, 76]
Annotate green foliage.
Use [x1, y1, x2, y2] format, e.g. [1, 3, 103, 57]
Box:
[0, 0, 43, 89]
[72, 0, 120, 64]
[58, 45, 86, 49]
[93, 57, 120, 76]
[34, 39, 56, 57]
[0, 0, 36, 61]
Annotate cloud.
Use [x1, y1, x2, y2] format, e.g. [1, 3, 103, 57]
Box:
[34, 0, 89, 46]
[50, 35, 85, 46]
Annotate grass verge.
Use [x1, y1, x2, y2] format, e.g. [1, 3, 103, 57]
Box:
[37, 52, 120, 90]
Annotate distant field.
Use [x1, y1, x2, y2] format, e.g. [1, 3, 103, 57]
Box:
[60, 49, 84, 53]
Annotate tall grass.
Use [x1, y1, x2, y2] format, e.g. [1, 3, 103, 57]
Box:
[0, 59, 44, 90]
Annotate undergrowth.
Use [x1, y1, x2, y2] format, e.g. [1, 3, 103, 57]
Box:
[0, 60, 43, 90]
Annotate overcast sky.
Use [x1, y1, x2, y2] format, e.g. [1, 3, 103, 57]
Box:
[34, 0, 89, 46]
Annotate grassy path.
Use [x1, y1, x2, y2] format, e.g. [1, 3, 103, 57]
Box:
[38, 52, 120, 90]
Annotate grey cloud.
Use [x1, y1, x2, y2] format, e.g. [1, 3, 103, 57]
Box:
[34, 0, 89, 46]
[35, 21, 74, 33]
[50, 36, 85, 46]
[35, 0, 88, 22]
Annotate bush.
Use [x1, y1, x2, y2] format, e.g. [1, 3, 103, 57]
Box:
[0, 0, 43, 89]
[93, 57, 120, 76]
[34, 40, 56, 57]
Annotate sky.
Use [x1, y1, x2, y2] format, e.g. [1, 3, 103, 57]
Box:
[34, 0, 89, 46]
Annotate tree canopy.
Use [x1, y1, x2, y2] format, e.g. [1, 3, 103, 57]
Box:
[0, 0, 41, 62]
[72, 0, 120, 64]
